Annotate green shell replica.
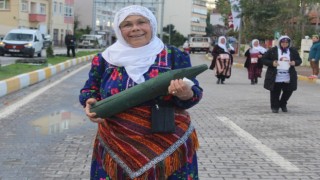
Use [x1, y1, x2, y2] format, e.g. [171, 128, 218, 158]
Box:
[90, 64, 208, 118]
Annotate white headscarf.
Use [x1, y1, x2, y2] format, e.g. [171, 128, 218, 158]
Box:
[217, 36, 228, 52]
[277, 35, 291, 60]
[250, 39, 267, 54]
[101, 5, 164, 84]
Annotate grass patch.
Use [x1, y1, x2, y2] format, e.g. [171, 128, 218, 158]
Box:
[0, 50, 99, 81]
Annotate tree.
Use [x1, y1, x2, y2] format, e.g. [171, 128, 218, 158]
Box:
[214, 0, 319, 48]
[206, 12, 214, 37]
[162, 24, 187, 47]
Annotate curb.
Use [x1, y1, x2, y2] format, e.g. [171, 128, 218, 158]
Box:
[0, 54, 95, 98]
[205, 54, 320, 84]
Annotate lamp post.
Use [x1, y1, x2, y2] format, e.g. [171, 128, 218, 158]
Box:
[160, 0, 165, 40]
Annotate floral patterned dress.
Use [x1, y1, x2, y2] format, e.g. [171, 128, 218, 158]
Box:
[79, 46, 203, 180]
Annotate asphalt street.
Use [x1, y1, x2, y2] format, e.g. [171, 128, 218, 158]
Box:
[0, 53, 319, 179]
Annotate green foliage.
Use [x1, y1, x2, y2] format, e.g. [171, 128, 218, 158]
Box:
[0, 50, 99, 80]
[46, 45, 54, 57]
[215, 0, 232, 26]
[215, 0, 319, 47]
[162, 24, 187, 47]
[206, 12, 213, 36]
[75, 26, 92, 41]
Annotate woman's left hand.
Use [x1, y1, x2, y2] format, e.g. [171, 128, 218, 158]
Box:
[168, 79, 194, 100]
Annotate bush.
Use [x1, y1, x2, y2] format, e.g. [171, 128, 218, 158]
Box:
[46, 45, 54, 57]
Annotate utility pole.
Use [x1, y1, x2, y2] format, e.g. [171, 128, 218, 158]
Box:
[237, 18, 242, 56]
[92, 0, 97, 35]
[160, 0, 165, 40]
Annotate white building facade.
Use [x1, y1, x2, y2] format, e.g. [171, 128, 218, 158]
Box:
[74, 0, 211, 44]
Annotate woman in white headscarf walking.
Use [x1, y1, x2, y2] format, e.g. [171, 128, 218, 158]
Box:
[244, 39, 267, 84]
[262, 35, 302, 113]
[79, 5, 203, 179]
[209, 36, 235, 84]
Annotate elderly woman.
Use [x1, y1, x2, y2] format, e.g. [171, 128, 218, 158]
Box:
[262, 35, 302, 113]
[209, 36, 235, 84]
[244, 39, 267, 84]
[79, 5, 203, 179]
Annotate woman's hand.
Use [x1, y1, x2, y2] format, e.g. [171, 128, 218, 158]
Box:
[290, 61, 296, 66]
[273, 60, 278, 67]
[85, 98, 105, 123]
[168, 79, 194, 100]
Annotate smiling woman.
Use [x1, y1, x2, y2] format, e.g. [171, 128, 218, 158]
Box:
[79, 4, 203, 180]
[119, 15, 152, 48]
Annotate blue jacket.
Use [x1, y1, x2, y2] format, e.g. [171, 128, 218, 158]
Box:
[308, 41, 320, 61]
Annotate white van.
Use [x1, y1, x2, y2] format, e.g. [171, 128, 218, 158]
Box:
[78, 34, 103, 48]
[189, 37, 211, 54]
[0, 29, 44, 57]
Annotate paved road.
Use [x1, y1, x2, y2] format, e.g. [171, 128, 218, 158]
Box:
[0, 53, 319, 179]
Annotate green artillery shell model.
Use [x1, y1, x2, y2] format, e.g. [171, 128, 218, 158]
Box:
[90, 64, 208, 118]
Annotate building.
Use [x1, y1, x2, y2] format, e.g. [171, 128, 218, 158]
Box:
[74, 0, 161, 46]
[0, 0, 75, 46]
[162, 0, 208, 38]
[74, 0, 212, 45]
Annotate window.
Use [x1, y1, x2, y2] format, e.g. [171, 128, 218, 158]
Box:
[21, 0, 28, 12]
[64, 5, 73, 17]
[191, 25, 206, 33]
[40, 3, 46, 14]
[0, 0, 10, 10]
[53, 1, 57, 14]
[192, 8, 207, 15]
[59, 2, 63, 14]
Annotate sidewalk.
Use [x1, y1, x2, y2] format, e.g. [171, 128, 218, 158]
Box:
[206, 54, 320, 84]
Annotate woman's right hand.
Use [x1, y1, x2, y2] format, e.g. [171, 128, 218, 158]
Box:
[85, 98, 105, 123]
[273, 60, 278, 67]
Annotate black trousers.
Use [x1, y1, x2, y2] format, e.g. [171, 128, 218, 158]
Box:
[67, 46, 75, 57]
[270, 82, 293, 110]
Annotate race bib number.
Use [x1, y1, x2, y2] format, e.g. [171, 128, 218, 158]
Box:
[251, 58, 258, 63]
[219, 54, 229, 60]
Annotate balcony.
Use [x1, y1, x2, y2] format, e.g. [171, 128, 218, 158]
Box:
[29, 14, 46, 22]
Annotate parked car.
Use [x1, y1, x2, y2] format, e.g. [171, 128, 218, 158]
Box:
[42, 34, 52, 49]
[189, 36, 212, 54]
[78, 34, 103, 48]
[0, 29, 44, 57]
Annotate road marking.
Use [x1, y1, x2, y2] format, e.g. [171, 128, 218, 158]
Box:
[217, 116, 300, 172]
[0, 64, 90, 119]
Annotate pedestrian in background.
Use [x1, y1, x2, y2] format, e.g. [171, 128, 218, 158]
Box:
[244, 39, 266, 84]
[308, 34, 320, 79]
[79, 5, 203, 179]
[262, 35, 302, 113]
[209, 36, 235, 84]
[64, 30, 76, 57]
[183, 40, 190, 54]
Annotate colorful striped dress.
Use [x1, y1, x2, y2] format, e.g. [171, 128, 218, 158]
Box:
[79, 46, 203, 180]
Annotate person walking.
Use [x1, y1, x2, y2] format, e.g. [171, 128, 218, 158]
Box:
[308, 34, 320, 79]
[79, 5, 203, 179]
[261, 35, 302, 113]
[64, 30, 76, 57]
[244, 39, 267, 84]
[209, 36, 235, 84]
